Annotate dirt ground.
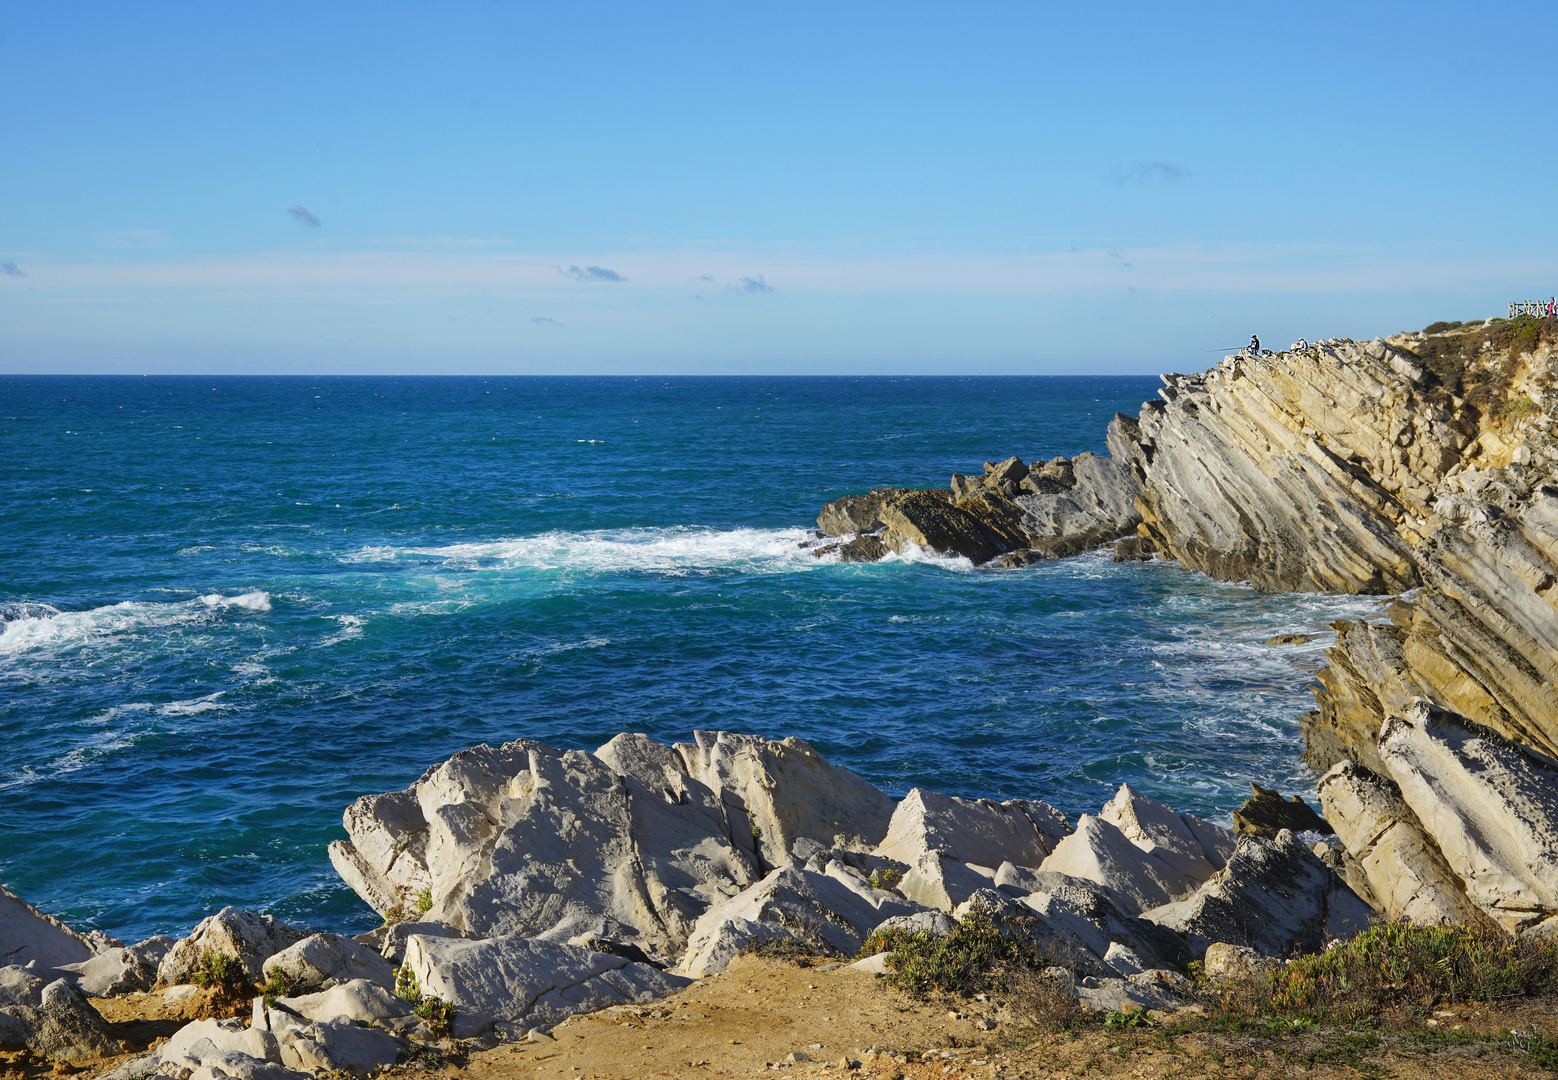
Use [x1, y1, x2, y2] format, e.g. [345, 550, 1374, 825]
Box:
[7, 954, 1558, 1080]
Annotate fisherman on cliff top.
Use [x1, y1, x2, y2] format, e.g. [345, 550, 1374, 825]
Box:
[1249, 334, 1260, 355]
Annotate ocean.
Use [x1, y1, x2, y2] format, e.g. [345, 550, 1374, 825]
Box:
[0, 375, 1388, 943]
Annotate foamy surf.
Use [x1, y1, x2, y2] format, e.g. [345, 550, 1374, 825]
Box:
[341, 527, 824, 576]
[0, 591, 272, 657]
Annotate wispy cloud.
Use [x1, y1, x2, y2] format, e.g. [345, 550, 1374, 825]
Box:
[557, 264, 626, 283]
[736, 275, 774, 294]
[531, 316, 565, 327]
[287, 205, 322, 227]
[0, 261, 25, 277]
[1117, 161, 1189, 183]
[95, 228, 173, 250]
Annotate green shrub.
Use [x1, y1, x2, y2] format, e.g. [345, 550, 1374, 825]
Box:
[395, 963, 422, 1004]
[1216, 920, 1558, 1025]
[413, 996, 456, 1038]
[415, 887, 434, 915]
[860, 904, 1064, 999]
[257, 969, 297, 1008]
[191, 952, 248, 994]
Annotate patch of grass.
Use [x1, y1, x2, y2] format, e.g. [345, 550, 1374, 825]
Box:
[740, 938, 828, 966]
[1399, 315, 1557, 413]
[1103, 1007, 1155, 1030]
[1499, 394, 1539, 420]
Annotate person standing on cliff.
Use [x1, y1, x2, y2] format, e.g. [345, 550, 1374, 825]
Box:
[1249, 334, 1260, 355]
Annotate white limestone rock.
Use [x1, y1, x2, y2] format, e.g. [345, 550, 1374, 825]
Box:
[275, 979, 412, 1025]
[1073, 970, 1193, 1015]
[1377, 701, 1558, 932]
[1098, 783, 1236, 890]
[262, 934, 395, 992]
[672, 731, 896, 865]
[159, 1017, 281, 1069]
[354, 920, 456, 965]
[158, 908, 311, 985]
[1143, 831, 1374, 957]
[57, 937, 174, 997]
[276, 1020, 404, 1074]
[676, 864, 927, 977]
[331, 737, 763, 957]
[1018, 878, 1191, 972]
[895, 853, 997, 913]
[1037, 815, 1187, 915]
[873, 788, 1070, 870]
[0, 886, 99, 970]
[403, 933, 692, 1039]
[1316, 760, 1478, 926]
[0, 978, 119, 1061]
[1202, 942, 1281, 982]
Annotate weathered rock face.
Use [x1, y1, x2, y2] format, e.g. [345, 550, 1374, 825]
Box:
[329, 731, 893, 958]
[1142, 831, 1374, 958]
[0, 976, 120, 1061]
[261, 933, 395, 993]
[1316, 761, 1480, 927]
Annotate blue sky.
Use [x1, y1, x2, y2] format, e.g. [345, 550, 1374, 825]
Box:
[2, 2, 1554, 374]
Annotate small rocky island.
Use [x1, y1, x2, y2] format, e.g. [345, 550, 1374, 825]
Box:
[5, 317, 1558, 1077]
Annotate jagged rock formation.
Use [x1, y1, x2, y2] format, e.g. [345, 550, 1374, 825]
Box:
[807, 443, 1143, 567]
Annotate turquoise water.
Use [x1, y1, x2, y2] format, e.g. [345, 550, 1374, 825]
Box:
[0, 376, 1386, 942]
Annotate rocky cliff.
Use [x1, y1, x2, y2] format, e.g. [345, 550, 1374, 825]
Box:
[813, 315, 1558, 938]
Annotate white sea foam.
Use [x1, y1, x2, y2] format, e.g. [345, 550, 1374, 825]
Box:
[0, 591, 271, 658]
[160, 692, 227, 716]
[342, 527, 827, 576]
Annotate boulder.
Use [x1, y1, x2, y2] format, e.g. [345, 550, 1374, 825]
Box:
[1037, 815, 1188, 915]
[1231, 784, 1333, 837]
[676, 864, 927, 977]
[1073, 970, 1193, 1015]
[1202, 942, 1281, 983]
[1142, 831, 1373, 958]
[353, 921, 456, 965]
[1376, 702, 1558, 932]
[57, 936, 174, 997]
[262, 934, 395, 992]
[866, 911, 955, 940]
[1112, 536, 1157, 562]
[275, 979, 411, 1024]
[0, 885, 99, 969]
[403, 933, 691, 1039]
[276, 1020, 404, 1074]
[158, 908, 311, 986]
[0, 978, 120, 1061]
[873, 788, 1070, 870]
[159, 1017, 281, 1069]
[1316, 761, 1479, 926]
[878, 490, 1015, 564]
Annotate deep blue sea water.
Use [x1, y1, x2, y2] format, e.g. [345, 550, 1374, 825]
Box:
[0, 375, 1388, 944]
